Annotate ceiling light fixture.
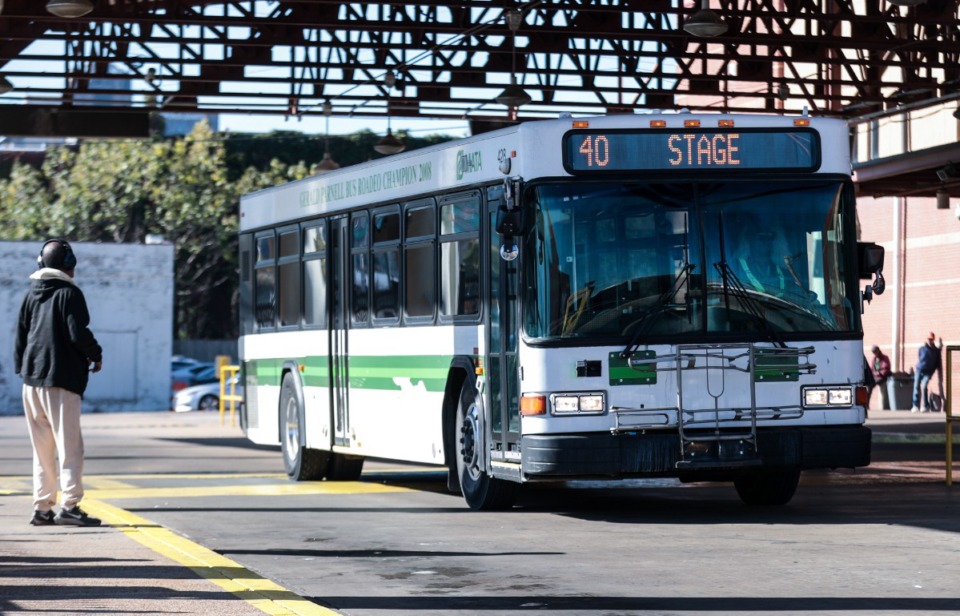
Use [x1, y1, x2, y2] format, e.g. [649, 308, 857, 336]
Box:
[46, 0, 95, 18]
[375, 72, 405, 156]
[374, 126, 405, 155]
[683, 0, 728, 38]
[936, 188, 950, 210]
[315, 101, 340, 173]
[495, 9, 532, 111]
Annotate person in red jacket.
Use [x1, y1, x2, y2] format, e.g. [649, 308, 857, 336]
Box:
[870, 346, 892, 410]
[13, 239, 103, 527]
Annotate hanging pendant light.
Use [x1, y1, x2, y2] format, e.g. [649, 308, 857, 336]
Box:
[495, 9, 531, 110]
[375, 72, 405, 155]
[46, 0, 95, 18]
[683, 0, 728, 38]
[315, 101, 341, 173]
[496, 76, 533, 108]
[374, 127, 405, 155]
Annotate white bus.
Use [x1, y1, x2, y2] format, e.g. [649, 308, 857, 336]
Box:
[238, 112, 885, 510]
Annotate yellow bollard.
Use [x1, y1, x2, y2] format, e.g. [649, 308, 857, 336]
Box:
[218, 364, 241, 427]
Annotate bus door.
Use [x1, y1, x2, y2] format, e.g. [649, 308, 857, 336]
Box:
[329, 215, 350, 447]
[486, 186, 522, 476]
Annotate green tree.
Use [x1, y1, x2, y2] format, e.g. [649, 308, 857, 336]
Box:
[0, 121, 452, 339]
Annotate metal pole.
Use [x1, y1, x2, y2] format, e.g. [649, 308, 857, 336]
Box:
[947, 347, 956, 486]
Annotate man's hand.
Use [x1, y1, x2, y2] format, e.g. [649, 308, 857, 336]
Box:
[90, 360, 102, 373]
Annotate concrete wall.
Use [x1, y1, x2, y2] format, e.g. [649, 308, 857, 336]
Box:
[0, 241, 174, 415]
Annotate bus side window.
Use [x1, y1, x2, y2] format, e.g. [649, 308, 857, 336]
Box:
[254, 232, 276, 330]
[351, 212, 370, 325]
[277, 228, 300, 328]
[372, 206, 401, 323]
[404, 201, 436, 323]
[302, 223, 327, 328]
[439, 194, 481, 318]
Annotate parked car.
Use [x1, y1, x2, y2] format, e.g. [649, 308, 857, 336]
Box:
[171, 355, 202, 372]
[172, 377, 242, 413]
[171, 362, 218, 394]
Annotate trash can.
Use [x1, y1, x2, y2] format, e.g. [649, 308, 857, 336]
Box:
[886, 373, 913, 410]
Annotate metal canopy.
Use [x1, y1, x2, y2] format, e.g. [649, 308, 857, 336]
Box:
[0, 1, 958, 194]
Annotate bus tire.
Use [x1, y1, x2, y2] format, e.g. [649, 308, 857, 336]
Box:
[455, 382, 519, 510]
[280, 373, 329, 481]
[326, 453, 364, 481]
[734, 469, 801, 506]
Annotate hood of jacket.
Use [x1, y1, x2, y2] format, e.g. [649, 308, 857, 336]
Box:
[28, 267, 78, 300]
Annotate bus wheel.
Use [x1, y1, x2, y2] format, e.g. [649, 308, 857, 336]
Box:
[280, 373, 329, 481]
[455, 382, 518, 510]
[734, 469, 801, 506]
[326, 453, 364, 481]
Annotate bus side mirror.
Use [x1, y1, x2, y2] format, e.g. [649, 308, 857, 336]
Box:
[857, 242, 884, 278]
[496, 205, 527, 262]
[496, 204, 527, 236]
[857, 242, 885, 298]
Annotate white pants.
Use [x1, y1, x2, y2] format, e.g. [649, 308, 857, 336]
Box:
[22, 385, 85, 511]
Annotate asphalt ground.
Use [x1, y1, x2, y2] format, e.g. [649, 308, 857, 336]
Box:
[0, 408, 957, 616]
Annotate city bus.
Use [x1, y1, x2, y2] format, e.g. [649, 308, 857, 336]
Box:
[238, 111, 886, 510]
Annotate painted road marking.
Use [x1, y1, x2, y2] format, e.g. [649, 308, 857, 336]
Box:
[83, 499, 342, 616]
[86, 481, 411, 500]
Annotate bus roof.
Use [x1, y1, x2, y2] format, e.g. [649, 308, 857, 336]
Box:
[240, 112, 849, 232]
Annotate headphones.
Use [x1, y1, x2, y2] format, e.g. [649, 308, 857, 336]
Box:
[37, 238, 78, 271]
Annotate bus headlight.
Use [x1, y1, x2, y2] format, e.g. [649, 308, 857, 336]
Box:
[802, 386, 853, 408]
[550, 392, 606, 415]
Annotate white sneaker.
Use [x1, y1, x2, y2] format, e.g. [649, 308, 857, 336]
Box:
[910, 406, 920, 413]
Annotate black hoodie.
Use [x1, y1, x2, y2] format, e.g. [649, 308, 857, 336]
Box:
[13, 269, 103, 397]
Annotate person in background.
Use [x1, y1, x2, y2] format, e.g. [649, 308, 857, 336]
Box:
[14, 239, 104, 527]
[911, 332, 942, 413]
[871, 345, 892, 410]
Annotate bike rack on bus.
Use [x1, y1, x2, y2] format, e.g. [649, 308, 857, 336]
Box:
[612, 344, 816, 469]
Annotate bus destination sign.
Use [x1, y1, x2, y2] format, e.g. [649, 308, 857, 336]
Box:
[562, 129, 820, 173]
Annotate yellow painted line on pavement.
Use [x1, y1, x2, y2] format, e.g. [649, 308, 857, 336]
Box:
[85, 477, 139, 490]
[86, 472, 289, 481]
[82, 499, 341, 616]
[87, 480, 410, 500]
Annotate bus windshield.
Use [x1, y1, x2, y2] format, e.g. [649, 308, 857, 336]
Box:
[523, 180, 859, 343]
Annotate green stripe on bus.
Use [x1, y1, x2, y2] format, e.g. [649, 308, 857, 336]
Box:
[246, 355, 454, 392]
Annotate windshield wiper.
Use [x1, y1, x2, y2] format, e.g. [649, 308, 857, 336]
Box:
[621, 263, 695, 359]
[714, 211, 786, 349]
[713, 261, 787, 349]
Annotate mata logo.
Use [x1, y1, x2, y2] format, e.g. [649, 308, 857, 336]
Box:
[456, 149, 482, 180]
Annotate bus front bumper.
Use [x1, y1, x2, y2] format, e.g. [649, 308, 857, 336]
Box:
[520, 426, 871, 478]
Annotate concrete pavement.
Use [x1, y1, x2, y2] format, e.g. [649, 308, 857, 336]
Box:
[0, 408, 955, 615]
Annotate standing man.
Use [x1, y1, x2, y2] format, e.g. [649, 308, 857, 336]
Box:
[911, 332, 942, 413]
[14, 239, 103, 526]
[871, 345, 892, 410]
